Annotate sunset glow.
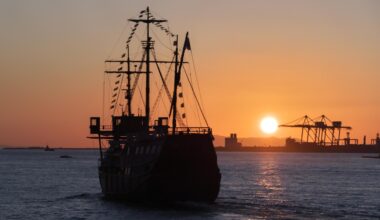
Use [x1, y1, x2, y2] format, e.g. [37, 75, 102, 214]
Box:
[0, 1, 379, 147]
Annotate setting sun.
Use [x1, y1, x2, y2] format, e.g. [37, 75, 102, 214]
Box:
[260, 116, 278, 134]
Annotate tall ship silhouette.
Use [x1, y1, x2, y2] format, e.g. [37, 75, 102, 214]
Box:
[88, 7, 221, 202]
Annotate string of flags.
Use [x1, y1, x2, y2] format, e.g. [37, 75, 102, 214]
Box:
[178, 86, 185, 118]
[110, 9, 176, 111]
[111, 72, 122, 109]
[153, 20, 175, 38]
[126, 10, 145, 46]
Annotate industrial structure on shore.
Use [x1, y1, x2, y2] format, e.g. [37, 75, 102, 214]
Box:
[279, 115, 380, 147]
[219, 115, 380, 153]
[225, 133, 242, 148]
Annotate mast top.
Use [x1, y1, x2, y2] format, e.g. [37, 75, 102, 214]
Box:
[129, 7, 167, 24]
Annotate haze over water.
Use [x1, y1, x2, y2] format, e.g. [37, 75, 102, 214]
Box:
[1, 149, 379, 219]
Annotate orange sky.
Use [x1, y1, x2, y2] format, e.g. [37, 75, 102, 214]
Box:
[0, 0, 379, 147]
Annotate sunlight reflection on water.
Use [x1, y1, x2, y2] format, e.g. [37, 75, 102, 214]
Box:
[1, 150, 380, 219]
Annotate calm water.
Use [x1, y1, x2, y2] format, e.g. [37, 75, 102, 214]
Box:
[1, 150, 379, 219]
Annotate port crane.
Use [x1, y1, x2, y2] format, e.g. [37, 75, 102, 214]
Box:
[279, 115, 352, 146]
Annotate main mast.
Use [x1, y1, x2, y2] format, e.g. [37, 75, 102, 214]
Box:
[129, 7, 167, 128]
[145, 7, 151, 127]
[126, 46, 131, 116]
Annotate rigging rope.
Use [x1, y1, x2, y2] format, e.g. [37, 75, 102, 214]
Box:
[190, 50, 206, 109]
[183, 67, 209, 127]
[151, 54, 173, 117]
[130, 52, 146, 100]
[106, 23, 129, 60]
[151, 49, 185, 126]
[151, 28, 175, 51]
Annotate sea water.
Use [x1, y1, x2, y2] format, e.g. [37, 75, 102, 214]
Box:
[1, 150, 379, 219]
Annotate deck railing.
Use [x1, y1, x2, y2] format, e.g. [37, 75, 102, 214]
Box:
[94, 124, 211, 135]
[169, 127, 211, 135]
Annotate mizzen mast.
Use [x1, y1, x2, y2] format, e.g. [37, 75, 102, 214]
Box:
[171, 32, 191, 134]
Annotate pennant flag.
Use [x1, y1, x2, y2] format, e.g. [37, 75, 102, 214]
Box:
[184, 36, 191, 50]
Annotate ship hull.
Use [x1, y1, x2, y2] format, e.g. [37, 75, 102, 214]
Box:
[98, 133, 221, 202]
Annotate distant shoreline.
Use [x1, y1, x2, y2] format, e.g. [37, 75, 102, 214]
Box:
[2, 147, 97, 150]
[215, 146, 380, 153]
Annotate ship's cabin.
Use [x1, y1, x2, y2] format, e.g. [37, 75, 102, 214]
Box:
[89, 115, 148, 136]
[112, 115, 147, 135]
[90, 117, 100, 134]
[153, 117, 169, 134]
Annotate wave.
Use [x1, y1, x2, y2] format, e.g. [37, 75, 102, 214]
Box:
[56, 193, 102, 201]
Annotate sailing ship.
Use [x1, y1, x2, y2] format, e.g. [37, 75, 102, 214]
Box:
[88, 7, 221, 202]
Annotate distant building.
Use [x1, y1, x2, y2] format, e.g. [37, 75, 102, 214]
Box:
[225, 133, 242, 148]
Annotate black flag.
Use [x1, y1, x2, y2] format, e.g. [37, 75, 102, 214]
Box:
[184, 36, 191, 50]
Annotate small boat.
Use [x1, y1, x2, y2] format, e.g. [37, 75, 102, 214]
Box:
[44, 145, 54, 151]
[60, 155, 72, 159]
[88, 7, 221, 202]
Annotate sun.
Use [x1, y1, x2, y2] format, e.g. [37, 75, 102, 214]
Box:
[260, 116, 278, 134]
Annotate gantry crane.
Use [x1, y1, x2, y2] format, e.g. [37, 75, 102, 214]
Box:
[279, 115, 352, 146]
